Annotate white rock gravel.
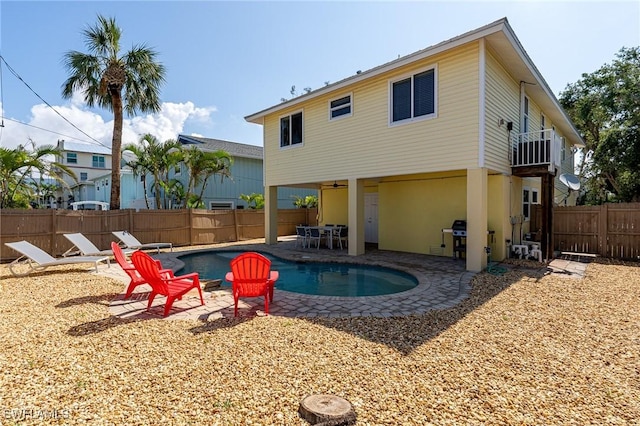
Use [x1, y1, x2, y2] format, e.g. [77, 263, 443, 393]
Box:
[0, 256, 638, 425]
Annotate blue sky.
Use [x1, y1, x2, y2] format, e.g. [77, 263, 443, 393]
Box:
[0, 1, 638, 151]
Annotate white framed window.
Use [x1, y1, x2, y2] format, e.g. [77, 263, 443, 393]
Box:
[67, 152, 77, 164]
[280, 111, 303, 148]
[80, 172, 88, 181]
[389, 66, 437, 125]
[522, 187, 539, 221]
[329, 94, 352, 120]
[209, 201, 234, 210]
[174, 163, 182, 176]
[92, 155, 105, 168]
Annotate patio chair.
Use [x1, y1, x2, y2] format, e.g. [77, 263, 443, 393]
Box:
[131, 251, 204, 317]
[63, 233, 132, 261]
[332, 226, 349, 250]
[307, 227, 323, 249]
[225, 252, 279, 317]
[111, 242, 174, 299]
[112, 230, 173, 254]
[295, 226, 309, 248]
[4, 240, 109, 277]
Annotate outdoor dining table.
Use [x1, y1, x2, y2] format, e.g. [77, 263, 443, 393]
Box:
[305, 226, 340, 249]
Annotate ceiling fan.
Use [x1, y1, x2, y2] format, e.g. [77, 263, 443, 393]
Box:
[323, 181, 348, 188]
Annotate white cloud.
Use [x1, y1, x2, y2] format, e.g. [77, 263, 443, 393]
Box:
[0, 97, 217, 150]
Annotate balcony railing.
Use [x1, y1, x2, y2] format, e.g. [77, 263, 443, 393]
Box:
[511, 129, 561, 171]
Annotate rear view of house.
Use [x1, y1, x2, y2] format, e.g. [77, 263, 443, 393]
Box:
[246, 18, 584, 271]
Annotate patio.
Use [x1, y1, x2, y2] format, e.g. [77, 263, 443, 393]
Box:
[103, 237, 479, 320]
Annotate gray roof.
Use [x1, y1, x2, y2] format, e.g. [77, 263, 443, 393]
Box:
[177, 135, 263, 160]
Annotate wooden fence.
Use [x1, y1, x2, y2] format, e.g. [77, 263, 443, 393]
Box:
[552, 203, 640, 259]
[0, 208, 318, 261]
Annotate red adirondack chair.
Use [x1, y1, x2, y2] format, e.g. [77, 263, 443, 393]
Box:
[111, 242, 173, 299]
[225, 252, 279, 317]
[131, 251, 204, 317]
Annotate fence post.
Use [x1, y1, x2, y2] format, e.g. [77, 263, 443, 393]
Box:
[51, 208, 57, 255]
[188, 209, 194, 246]
[599, 204, 608, 256]
[233, 209, 240, 242]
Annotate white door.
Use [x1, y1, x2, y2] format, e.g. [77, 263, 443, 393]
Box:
[365, 193, 379, 243]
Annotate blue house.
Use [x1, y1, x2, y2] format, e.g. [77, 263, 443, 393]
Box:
[93, 135, 316, 209]
[176, 135, 316, 209]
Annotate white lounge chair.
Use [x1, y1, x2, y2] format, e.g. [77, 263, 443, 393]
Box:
[63, 233, 133, 261]
[112, 231, 173, 254]
[5, 240, 109, 277]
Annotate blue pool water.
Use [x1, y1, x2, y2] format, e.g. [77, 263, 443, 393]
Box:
[178, 251, 418, 297]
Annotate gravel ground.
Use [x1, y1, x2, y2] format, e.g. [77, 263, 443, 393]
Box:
[0, 251, 638, 425]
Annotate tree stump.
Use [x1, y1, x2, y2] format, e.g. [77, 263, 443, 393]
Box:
[298, 394, 356, 426]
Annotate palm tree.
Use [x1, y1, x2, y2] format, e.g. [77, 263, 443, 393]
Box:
[0, 143, 76, 209]
[123, 134, 181, 209]
[62, 15, 165, 210]
[122, 141, 152, 209]
[182, 146, 233, 208]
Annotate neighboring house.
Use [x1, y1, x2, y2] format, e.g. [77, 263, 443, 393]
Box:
[176, 135, 316, 209]
[91, 135, 316, 210]
[54, 140, 111, 208]
[245, 18, 585, 272]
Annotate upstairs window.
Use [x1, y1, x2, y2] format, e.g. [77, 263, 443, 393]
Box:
[280, 111, 303, 147]
[67, 153, 77, 164]
[329, 95, 352, 120]
[390, 67, 436, 124]
[92, 155, 105, 168]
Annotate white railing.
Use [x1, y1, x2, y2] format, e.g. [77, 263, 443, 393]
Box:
[511, 129, 561, 170]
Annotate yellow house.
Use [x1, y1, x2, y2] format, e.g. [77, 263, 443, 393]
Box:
[245, 18, 584, 272]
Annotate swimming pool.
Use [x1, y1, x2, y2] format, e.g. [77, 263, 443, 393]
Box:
[178, 251, 418, 297]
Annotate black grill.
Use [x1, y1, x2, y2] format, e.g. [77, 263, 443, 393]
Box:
[451, 220, 467, 237]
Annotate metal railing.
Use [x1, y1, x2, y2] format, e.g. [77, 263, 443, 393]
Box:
[511, 129, 561, 170]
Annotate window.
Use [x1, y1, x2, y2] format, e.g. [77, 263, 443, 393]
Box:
[523, 188, 538, 221]
[174, 164, 182, 176]
[67, 153, 77, 164]
[80, 172, 88, 181]
[92, 155, 105, 168]
[209, 201, 234, 210]
[540, 114, 546, 140]
[390, 68, 436, 124]
[280, 111, 303, 147]
[329, 95, 352, 120]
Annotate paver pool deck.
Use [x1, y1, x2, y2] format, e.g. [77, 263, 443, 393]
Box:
[103, 237, 584, 320]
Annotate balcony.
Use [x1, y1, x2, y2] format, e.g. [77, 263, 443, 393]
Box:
[511, 129, 561, 177]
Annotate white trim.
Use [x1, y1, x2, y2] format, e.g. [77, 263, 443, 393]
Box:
[478, 39, 486, 168]
[328, 93, 353, 121]
[387, 64, 438, 127]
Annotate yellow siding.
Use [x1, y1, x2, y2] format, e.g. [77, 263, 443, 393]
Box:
[378, 171, 467, 256]
[263, 43, 480, 186]
[484, 49, 520, 173]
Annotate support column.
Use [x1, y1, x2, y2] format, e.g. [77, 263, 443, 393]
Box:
[264, 185, 278, 245]
[466, 168, 488, 272]
[541, 174, 554, 260]
[347, 178, 365, 256]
